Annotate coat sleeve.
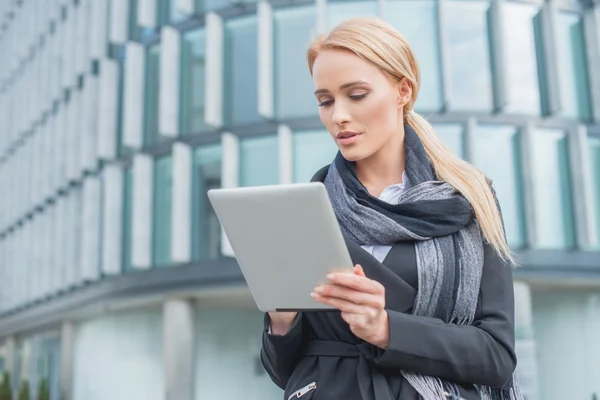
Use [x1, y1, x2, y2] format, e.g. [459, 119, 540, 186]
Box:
[371, 243, 517, 389]
[260, 312, 304, 389]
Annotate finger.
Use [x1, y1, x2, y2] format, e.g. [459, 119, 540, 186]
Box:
[314, 284, 385, 309]
[354, 264, 366, 277]
[310, 292, 369, 314]
[327, 272, 384, 295]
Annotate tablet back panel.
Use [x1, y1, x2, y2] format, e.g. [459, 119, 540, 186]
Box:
[207, 182, 354, 312]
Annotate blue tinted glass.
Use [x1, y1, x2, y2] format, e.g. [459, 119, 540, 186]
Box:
[239, 135, 279, 187]
[531, 129, 575, 249]
[201, 0, 258, 12]
[274, 6, 318, 119]
[224, 16, 261, 126]
[503, 3, 541, 115]
[192, 145, 222, 260]
[328, 1, 378, 29]
[386, 1, 443, 111]
[122, 168, 134, 272]
[446, 1, 493, 111]
[433, 124, 464, 159]
[475, 125, 526, 249]
[144, 45, 165, 146]
[153, 155, 173, 266]
[589, 137, 600, 249]
[293, 130, 339, 183]
[556, 13, 592, 120]
[181, 28, 213, 135]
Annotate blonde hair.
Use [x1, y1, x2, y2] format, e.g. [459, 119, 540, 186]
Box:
[307, 17, 515, 265]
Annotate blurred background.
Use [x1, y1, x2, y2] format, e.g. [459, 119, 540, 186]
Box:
[0, 0, 599, 399]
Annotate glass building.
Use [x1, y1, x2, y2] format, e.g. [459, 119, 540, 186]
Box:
[0, 0, 599, 399]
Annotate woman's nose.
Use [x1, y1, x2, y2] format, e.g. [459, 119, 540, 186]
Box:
[331, 103, 351, 126]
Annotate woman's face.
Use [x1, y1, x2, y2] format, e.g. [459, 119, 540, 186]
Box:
[312, 49, 411, 162]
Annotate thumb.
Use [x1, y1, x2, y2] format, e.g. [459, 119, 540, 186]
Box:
[354, 264, 366, 277]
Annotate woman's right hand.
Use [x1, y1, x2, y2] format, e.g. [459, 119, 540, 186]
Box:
[267, 311, 298, 335]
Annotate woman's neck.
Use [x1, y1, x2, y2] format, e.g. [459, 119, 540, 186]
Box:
[355, 135, 406, 198]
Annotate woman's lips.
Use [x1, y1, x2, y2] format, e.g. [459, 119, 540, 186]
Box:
[337, 133, 362, 146]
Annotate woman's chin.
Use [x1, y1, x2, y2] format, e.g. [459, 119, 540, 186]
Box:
[339, 147, 369, 163]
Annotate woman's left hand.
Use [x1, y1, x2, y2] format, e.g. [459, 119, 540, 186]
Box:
[311, 265, 389, 349]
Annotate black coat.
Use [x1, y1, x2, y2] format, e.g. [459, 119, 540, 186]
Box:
[260, 167, 517, 400]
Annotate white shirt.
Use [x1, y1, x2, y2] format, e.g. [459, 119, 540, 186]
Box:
[360, 171, 410, 263]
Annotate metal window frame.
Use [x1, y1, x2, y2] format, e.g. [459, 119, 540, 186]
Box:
[205, 12, 224, 129]
[437, 0, 452, 112]
[131, 153, 154, 269]
[171, 142, 193, 263]
[138, 0, 157, 29]
[98, 58, 120, 160]
[258, 1, 274, 120]
[123, 41, 146, 149]
[538, 2, 563, 116]
[490, 0, 508, 113]
[220, 132, 239, 257]
[583, 6, 600, 122]
[519, 122, 538, 248]
[101, 164, 124, 275]
[110, 0, 130, 44]
[159, 26, 181, 137]
[278, 124, 293, 184]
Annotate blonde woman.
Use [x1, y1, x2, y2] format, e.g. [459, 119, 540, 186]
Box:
[261, 17, 522, 400]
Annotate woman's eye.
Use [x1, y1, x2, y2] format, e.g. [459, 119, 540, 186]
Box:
[350, 93, 367, 101]
[318, 100, 334, 107]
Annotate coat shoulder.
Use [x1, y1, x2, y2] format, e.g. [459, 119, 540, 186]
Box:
[310, 164, 330, 183]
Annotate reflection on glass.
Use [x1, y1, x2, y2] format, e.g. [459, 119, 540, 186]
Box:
[199, 0, 258, 13]
[143, 45, 164, 146]
[589, 137, 600, 249]
[128, 0, 139, 40]
[239, 135, 279, 187]
[503, 3, 541, 115]
[153, 155, 173, 266]
[192, 144, 222, 260]
[474, 125, 526, 248]
[556, 13, 591, 120]
[432, 124, 464, 159]
[293, 130, 338, 183]
[531, 129, 575, 249]
[169, 0, 188, 22]
[386, 0, 443, 111]
[181, 28, 212, 135]
[446, 1, 493, 111]
[123, 168, 134, 272]
[275, 6, 317, 119]
[224, 16, 261, 126]
[328, 1, 378, 29]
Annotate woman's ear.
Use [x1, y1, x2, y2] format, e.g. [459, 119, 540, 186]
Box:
[397, 78, 412, 108]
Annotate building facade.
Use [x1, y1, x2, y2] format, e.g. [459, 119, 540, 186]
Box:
[0, 0, 599, 399]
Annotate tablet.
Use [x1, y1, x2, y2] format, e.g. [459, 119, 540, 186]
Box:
[207, 182, 354, 312]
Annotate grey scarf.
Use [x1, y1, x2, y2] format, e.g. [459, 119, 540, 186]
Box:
[324, 124, 523, 400]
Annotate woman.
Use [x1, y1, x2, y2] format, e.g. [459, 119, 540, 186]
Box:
[261, 17, 522, 400]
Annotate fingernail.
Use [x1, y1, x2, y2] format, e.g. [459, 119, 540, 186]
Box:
[310, 292, 318, 298]
[327, 273, 335, 280]
[314, 286, 324, 293]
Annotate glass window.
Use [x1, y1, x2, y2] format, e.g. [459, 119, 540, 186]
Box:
[198, 0, 258, 13]
[386, 0, 443, 111]
[433, 124, 464, 159]
[128, 0, 139, 40]
[152, 155, 173, 266]
[181, 28, 212, 135]
[169, 0, 187, 23]
[122, 168, 134, 272]
[474, 125, 526, 249]
[143, 44, 164, 147]
[239, 135, 279, 187]
[503, 3, 541, 115]
[192, 144, 222, 260]
[555, 13, 592, 120]
[446, 1, 493, 111]
[274, 6, 318, 119]
[293, 130, 338, 183]
[531, 129, 575, 249]
[328, 1, 378, 29]
[589, 136, 600, 249]
[224, 16, 261, 126]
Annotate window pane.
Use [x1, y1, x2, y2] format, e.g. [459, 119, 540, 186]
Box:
[474, 125, 526, 249]
[556, 13, 592, 120]
[199, 0, 258, 13]
[274, 6, 318, 119]
[181, 28, 212, 135]
[433, 124, 464, 159]
[531, 129, 575, 249]
[224, 16, 261, 126]
[128, 0, 139, 40]
[239, 135, 279, 187]
[122, 168, 134, 272]
[589, 137, 600, 249]
[503, 3, 541, 115]
[328, 1, 378, 28]
[446, 1, 493, 111]
[386, 0, 443, 111]
[192, 144, 222, 260]
[144, 44, 164, 146]
[293, 130, 338, 183]
[152, 155, 173, 266]
[169, 0, 187, 23]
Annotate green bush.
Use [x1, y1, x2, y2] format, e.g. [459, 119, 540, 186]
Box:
[17, 379, 29, 400]
[0, 372, 12, 400]
[36, 379, 49, 400]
